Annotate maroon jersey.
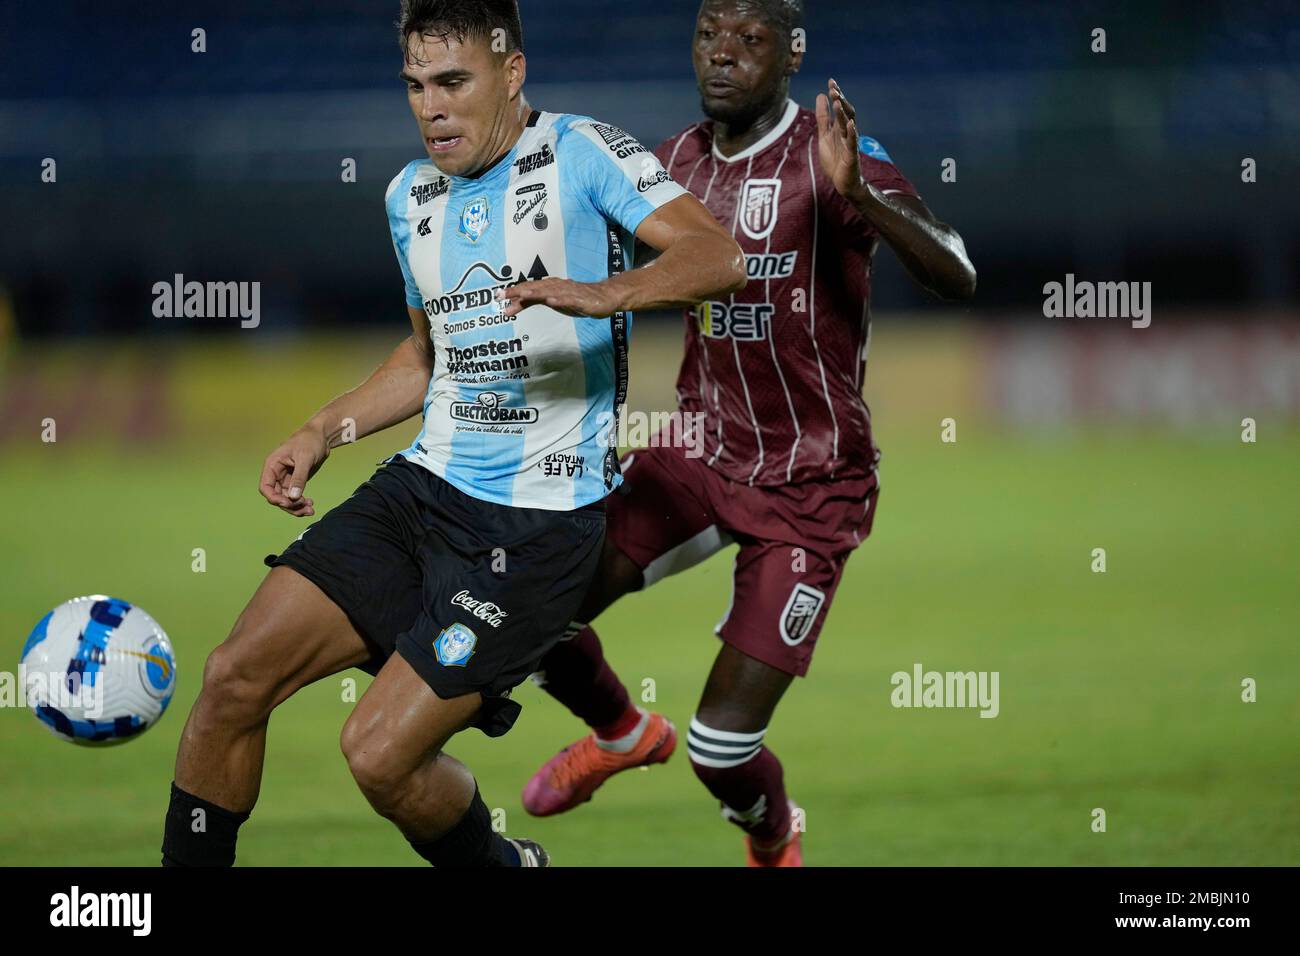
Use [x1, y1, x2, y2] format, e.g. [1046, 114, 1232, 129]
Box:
[655, 100, 918, 486]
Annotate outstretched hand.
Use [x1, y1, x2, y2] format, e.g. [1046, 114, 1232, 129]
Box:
[816, 78, 867, 203]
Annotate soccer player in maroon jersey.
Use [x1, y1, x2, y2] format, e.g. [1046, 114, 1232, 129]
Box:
[520, 0, 976, 865]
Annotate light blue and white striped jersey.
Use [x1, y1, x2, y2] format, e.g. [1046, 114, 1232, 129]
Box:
[386, 110, 686, 510]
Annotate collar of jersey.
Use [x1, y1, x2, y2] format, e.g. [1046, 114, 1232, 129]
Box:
[711, 98, 799, 164]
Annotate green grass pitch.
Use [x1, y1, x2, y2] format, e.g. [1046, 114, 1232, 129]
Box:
[1, 427, 1296, 866]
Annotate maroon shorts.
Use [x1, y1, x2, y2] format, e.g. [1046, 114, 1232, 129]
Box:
[606, 438, 880, 677]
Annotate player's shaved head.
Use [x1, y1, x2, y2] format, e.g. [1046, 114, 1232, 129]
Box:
[397, 0, 524, 63]
[702, 0, 803, 36]
[694, 0, 805, 129]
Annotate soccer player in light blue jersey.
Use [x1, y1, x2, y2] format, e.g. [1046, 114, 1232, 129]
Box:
[160, 0, 745, 868]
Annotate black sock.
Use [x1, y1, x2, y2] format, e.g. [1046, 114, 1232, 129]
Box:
[161, 781, 251, 867]
[409, 785, 517, 867]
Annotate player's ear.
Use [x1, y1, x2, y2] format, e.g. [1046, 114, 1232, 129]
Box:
[786, 46, 803, 77]
[505, 50, 526, 98]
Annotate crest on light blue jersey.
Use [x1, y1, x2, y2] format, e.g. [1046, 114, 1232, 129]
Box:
[459, 196, 491, 243]
[434, 622, 478, 666]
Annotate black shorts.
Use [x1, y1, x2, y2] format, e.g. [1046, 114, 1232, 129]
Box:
[264, 455, 605, 737]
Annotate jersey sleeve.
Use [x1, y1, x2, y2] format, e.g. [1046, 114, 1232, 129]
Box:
[826, 134, 920, 238]
[857, 135, 919, 198]
[565, 118, 688, 236]
[385, 164, 424, 309]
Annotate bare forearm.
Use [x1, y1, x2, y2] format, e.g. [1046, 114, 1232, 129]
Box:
[499, 196, 747, 320]
[303, 336, 434, 446]
[850, 186, 976, 301]
[603, 232, 745, 312]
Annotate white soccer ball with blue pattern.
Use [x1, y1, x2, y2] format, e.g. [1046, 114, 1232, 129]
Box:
[20, 596, 177, 745]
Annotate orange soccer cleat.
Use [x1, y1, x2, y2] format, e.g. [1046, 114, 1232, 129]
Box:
[522, 711, 677, 816]
[745, 802, 805, 867]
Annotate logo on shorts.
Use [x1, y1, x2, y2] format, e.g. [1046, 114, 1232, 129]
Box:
[434, 622, 478, 666]
[450, 589, 508, 628]
[779, 583, 825, 646]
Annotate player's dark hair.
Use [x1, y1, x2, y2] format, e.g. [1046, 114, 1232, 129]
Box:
[397, 0, 524, 61]
[761, 0, 803, 37]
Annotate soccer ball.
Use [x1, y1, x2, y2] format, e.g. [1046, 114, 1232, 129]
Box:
[20, 595, 177, 745]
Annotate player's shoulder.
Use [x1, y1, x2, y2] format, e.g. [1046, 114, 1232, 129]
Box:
[849, 128, 916, 195]
[547, 111, 599, 136]
[548, 113, 667, 190]
[655, 120, 712, 167]
[384, 158, 441, 209]
[549, 112, 644, 154]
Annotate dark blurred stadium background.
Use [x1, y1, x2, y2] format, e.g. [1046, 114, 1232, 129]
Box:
[3, 0, 1299, 326]
[1, 1, 1297, 865]
[1, 0, 1298, 432]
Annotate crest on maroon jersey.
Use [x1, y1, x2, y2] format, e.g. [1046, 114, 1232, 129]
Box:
[739, 178, 782, 241]
[779, 582, 825, 646]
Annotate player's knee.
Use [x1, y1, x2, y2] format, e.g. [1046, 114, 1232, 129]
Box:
[195, 638, 278, 727]
[340, 721, 419, 815]
[686, 714, 767, 786]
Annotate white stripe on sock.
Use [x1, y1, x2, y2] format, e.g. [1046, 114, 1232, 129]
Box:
[688, 716, 766, 743]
